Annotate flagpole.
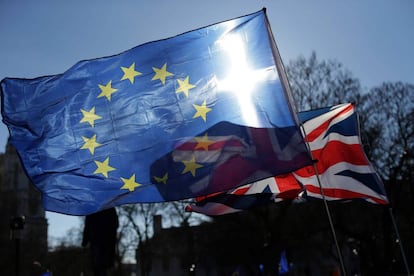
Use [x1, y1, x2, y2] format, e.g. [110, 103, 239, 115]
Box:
[299, 124, 348, 276]
[388, 207, 411, 275]
[310, 158, 347, 276]
[263, 9, 347, 276]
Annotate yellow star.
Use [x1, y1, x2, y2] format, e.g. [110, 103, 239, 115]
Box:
[152, 63, 174, 85]
[195, 133, 214, 151]
[80, 107, 102, 127]
[81, 134, 102, 155]
[121, 63, 142, 84]
[93, 157, 116, 178]
[193, 100, 212, 122]
[182, 156, 203, 177]
[154, 173, 168, 184]
[176, 76, 196, 97]
[98, 80, 118, 101]
[120, 174, 141, 192]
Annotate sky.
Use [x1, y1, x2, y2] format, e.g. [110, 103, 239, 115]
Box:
[1, 0, 413, 242]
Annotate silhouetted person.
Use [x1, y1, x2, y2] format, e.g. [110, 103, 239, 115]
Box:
[82, 207, 119, 276]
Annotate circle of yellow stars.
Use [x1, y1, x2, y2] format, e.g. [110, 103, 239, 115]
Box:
[78, 61, 214, 191]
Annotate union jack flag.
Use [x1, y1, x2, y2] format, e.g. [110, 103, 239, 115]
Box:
[296, 103, 388, 204]
[185, 173, 302, 215]
[186, 103, 388, 216]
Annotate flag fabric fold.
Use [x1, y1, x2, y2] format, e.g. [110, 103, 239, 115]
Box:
[186, 103, 388, 216]
[185, 173, 302, 216]
[296, 103, 388, 204]
[1, 9, 311, 215]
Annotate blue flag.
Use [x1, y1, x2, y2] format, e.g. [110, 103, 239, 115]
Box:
[1, 10, 311, 215]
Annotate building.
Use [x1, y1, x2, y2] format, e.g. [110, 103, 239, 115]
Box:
[0, 143, 48, 275]
[134, 202, 365, 276]
[135, 212, 278, 276]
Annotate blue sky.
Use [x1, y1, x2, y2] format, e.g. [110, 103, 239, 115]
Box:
[1, 0, 414, 240]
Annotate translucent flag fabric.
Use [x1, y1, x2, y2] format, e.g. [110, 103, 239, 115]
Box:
[187, 103, 388, 216]
[1, 10, 311, 215]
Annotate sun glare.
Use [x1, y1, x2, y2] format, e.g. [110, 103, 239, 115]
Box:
[216, 32, 278, 127]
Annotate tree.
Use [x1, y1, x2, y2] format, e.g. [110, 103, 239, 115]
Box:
[49, 226, 83, 249]
[286, 51, 363, 111]
[117, 203, 163, 275]
[359, 82, 414, 271]
[117, 201, 209, 275]
[163, 200, 210, 228]
[359, 82, 414, 184]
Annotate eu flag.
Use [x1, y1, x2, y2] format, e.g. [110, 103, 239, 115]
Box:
[1, 9, 311, 215]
